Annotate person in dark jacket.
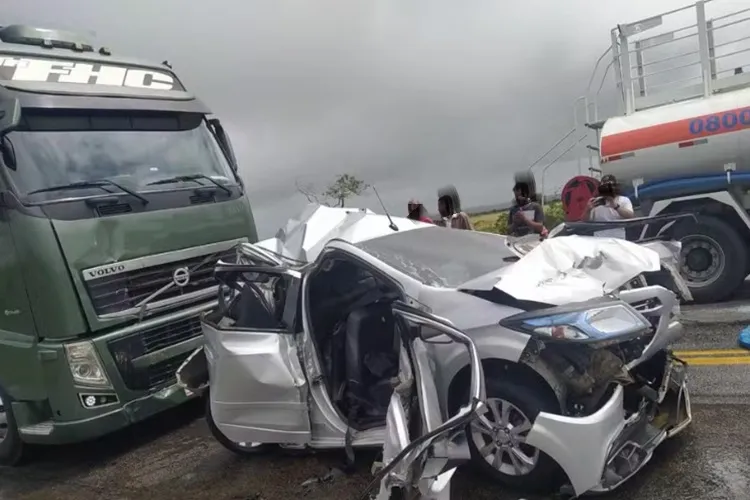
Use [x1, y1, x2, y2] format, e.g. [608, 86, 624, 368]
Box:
[436, 185, 473, 230]
[508, 181, 546, 237]
[407, 199, 434, 224]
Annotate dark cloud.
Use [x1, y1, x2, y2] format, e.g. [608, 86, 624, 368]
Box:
[4, 0, 725, 235]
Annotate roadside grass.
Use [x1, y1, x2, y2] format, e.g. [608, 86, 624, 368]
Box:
[469, 201, 565, 235]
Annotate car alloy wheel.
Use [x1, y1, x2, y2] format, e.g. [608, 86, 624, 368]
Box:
[470, 397, 540, 476]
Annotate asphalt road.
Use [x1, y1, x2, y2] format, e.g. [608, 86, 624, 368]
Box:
[1, 321, 749, 500]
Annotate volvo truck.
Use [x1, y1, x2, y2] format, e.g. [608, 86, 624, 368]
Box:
[0, 25, 257, 464]
[569, 1, 750, 303]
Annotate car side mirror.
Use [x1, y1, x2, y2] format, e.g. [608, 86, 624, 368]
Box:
[418, 325, 453, 344]
[0, 98, 21, 135]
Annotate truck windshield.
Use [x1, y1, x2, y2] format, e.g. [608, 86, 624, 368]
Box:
[5, 110, 237, 202]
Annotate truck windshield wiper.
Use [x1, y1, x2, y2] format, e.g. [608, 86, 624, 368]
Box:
[26, 179, 149, 204]
[146, 174, 232, 195]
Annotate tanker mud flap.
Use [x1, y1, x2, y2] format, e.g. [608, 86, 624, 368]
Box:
[176, 347, 209, 397]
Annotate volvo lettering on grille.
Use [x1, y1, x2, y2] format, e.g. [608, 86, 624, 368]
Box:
[81, 244, 240, 318]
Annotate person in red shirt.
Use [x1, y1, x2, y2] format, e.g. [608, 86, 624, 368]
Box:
[407, 199, 434, 224]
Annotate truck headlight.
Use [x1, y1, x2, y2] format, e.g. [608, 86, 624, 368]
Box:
[501, 302, 651, 344]
[64, 341, 112, 388]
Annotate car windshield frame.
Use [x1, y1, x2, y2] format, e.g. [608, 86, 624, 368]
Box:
[354, 226, 518, 289]
[3, 109, 239, 203]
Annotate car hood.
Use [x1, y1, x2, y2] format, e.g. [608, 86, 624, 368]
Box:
[460, 235, 663, 306]
[256, 203, 430, 263]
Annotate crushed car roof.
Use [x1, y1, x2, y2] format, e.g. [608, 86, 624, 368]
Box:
[256, 204, 430, 262]
[258, 204, 664, 305]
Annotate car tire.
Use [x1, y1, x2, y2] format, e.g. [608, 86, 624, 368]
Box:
[0, 386, 26, 467]
[673, 214, 746, 303]
[204, 391, 270, 457]
[460, 376, 564, 494]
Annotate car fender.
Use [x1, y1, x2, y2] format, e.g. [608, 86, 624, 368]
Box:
[435, 323, 531, 409]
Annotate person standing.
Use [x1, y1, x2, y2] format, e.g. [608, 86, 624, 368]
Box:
[436, 185, 473, 230]
[407, 199, 434, 224]
[508, 181, 546, 237]
[582, 174, 635, 238]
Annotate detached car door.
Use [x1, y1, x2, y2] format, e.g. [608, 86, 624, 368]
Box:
[368, 302, 485, 500]
[203, 260, 312, 445]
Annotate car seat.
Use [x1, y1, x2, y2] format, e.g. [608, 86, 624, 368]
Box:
[343, 301, 399, 424]
[230, 283, 278, 329]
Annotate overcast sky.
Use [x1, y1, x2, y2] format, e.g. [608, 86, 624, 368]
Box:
[4, 0, 746, 236]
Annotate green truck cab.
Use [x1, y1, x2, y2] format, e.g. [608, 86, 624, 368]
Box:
[0, 25, 257, 465]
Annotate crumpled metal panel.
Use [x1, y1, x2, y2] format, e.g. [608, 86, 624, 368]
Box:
[490, 235, 662, 305]
[204, 321, 312, 444]
[256, 204, 429, 263]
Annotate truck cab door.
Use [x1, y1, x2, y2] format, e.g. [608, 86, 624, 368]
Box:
[369, 302, 485, 500]
[203, 260, 311, 445]
[0, 202, 36, 338]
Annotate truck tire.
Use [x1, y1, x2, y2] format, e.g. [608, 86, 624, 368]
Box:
[0, 386, 25, 466]
[455, 376, 564, 493]
[673, 214, 747, 303]
[204, 391, 269, 457]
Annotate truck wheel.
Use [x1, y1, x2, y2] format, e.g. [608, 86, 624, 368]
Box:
[204, 391, 269, 457]
[0, 387, 25, 466]
[458, 376, 564, 493]
[674, 215, 747, 303]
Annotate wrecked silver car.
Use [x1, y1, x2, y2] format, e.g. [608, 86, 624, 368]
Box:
[177, 204, 692, 498]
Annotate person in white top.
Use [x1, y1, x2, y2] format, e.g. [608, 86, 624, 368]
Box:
[582, 174, 635, 238]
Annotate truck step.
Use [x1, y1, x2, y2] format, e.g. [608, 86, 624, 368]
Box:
[18, 421, 54, 437]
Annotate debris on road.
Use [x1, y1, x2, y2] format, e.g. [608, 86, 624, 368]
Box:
[299, 467, 345, 495]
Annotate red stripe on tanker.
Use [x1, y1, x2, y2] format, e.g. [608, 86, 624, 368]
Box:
[601, 106, 750, 157]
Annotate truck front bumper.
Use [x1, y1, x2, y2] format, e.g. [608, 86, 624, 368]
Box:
[16, 384, 195, 445]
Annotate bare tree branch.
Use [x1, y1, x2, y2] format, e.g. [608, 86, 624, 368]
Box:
[294, 178, 325, 205]
[296, 174, 369, 208]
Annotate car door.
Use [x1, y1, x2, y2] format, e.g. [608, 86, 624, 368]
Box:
[367, 302, 486, 500]
[203, 259, 312, 445]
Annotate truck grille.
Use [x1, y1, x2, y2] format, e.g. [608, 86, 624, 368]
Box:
[108, 315, 203, 391]
[85, 248, 236, 316]
[146, 351, 194, 390]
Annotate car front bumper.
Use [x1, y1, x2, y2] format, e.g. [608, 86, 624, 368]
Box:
[525, 357, 691, 498]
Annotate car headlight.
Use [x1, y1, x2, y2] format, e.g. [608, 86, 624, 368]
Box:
[64, 341, 112, 388]
[501, 302, 651, 343]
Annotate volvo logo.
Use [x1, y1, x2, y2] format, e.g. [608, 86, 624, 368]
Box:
[85, 263, 126, 280]
[172, 267, 190, 287]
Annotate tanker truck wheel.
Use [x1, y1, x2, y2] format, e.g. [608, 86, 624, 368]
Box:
[674, 214, 746, 303]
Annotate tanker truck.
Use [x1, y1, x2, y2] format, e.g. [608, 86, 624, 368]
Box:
[0, 24, 257, 464]
[574, 0, 750, 303]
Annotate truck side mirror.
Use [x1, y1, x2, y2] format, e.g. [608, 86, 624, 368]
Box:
[208, 118, 239, 172]
[0, 98, 21, 135]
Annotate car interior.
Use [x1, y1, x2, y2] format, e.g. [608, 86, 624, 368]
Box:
[306, 256, 404, 429]
[215, 270, 289, 330]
